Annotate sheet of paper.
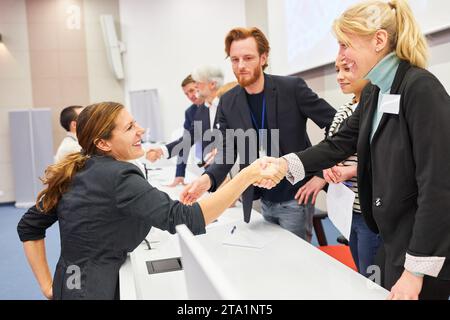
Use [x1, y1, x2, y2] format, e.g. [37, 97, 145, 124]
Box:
[222, 223, 277, 249]
[326, 183, 356, 241]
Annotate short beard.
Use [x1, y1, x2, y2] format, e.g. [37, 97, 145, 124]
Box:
[236, 66, 262, 88]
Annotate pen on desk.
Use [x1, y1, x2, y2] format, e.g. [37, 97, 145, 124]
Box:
[230, 225, 236, 234]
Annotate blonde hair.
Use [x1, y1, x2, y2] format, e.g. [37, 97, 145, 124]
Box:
[333, 0, 428, 68]
[216, 81, 239, 98]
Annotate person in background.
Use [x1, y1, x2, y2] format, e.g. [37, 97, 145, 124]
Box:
[203, 81, 239, 168]
[296, 56, 381, 277]
[180, 27, 336, 241]
[17, 102, 285, 300]
[147, 66, 224, 172]
[54, 105, 83, 163]
[160, 75, 206, 187]
[261, 0, 450, 300]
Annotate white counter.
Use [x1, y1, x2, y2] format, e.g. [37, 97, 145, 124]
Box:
[119, 164, 389, 300]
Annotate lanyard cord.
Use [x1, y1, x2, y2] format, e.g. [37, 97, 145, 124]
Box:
[249, 96, 266, 131]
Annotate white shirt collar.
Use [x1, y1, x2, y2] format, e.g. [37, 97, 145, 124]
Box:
[67, 132, 78, 142]
[205, 96, 220, 108]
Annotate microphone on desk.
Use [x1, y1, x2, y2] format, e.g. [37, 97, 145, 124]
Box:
[143, 238, 152, 250]
[242, 187, 253, 223]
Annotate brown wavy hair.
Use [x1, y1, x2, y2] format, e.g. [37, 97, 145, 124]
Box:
[37, 102, 124, 212]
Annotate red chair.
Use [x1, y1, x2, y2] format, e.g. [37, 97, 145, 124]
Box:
[313, 208, 357, 272]
[319, 245, 358, 272]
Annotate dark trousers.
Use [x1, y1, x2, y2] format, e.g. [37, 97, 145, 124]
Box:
[349, 213, 381, 277]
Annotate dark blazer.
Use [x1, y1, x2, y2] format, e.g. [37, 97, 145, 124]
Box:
[295, 61, 450, 282]
[17, 156, 206, 300]
[205, 73, 336, 221]
[173, 104, 204, 177]
[166, 104, 212, 171]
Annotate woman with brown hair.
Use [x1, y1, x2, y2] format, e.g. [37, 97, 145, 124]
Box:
[17, 102, 284, 300]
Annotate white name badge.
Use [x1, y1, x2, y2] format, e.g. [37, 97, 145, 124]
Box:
[380, 94, 401, 115]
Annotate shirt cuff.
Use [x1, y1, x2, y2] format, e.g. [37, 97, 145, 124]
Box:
[282, 153, 305, 185]
[160, 145, 170, 159]
[404, 253, 446, 278]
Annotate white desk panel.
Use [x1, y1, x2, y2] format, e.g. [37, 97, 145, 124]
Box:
[120, 163, 389, 300]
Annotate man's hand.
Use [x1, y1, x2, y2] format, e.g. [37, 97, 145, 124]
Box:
[387, 270, 423, 300]
[253, 157, 288, 190]
[146, 148, 164, 163]
[166, 177, 186, 187]
[323, 165, 357, 184]
[295, 176, 327, 205]
[180, 174, 212, 205]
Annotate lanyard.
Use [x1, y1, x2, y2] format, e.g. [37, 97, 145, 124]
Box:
[249, 96, 266, 131]
[249, 96, 266, 153]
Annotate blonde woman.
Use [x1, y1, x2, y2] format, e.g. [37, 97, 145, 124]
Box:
[264, 0, 450, 300]
[296, 57, 380, 278]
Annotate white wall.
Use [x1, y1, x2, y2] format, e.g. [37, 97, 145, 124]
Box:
[84, 0, 125, 104]
[427, 31, 450, 94]
[119, 0, 246, 141]
[0, 0, 34, 202]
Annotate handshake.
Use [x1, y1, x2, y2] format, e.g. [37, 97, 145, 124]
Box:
[146, 148, 164, 162]
[250, 157, 289, 189]
[180, 156, 288, 205]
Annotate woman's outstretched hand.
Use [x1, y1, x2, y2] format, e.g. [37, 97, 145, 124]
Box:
[251, 157, 288, 190]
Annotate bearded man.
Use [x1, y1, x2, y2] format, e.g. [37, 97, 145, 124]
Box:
[181, 27, 336, 241]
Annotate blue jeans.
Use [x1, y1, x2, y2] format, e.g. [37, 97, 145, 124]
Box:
[261, 199, 314, 242]
[349, 213, 381, 277]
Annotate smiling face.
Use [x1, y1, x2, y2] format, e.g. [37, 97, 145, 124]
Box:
[229, 37, 267, 88]
[337, 30, 390, 81]
[98, 108, 145, 161]
[335, 57, 369, 96]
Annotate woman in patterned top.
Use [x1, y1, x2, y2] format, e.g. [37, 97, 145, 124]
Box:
[296, 57, 380, 277]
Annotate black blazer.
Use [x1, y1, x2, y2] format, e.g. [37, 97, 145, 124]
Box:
[206, 73, 336, 221]
[295, 61, 450, 280]
[173, 104, 208, 177]
[17, 156, 206, 299]
[166, 104, 212, 168]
